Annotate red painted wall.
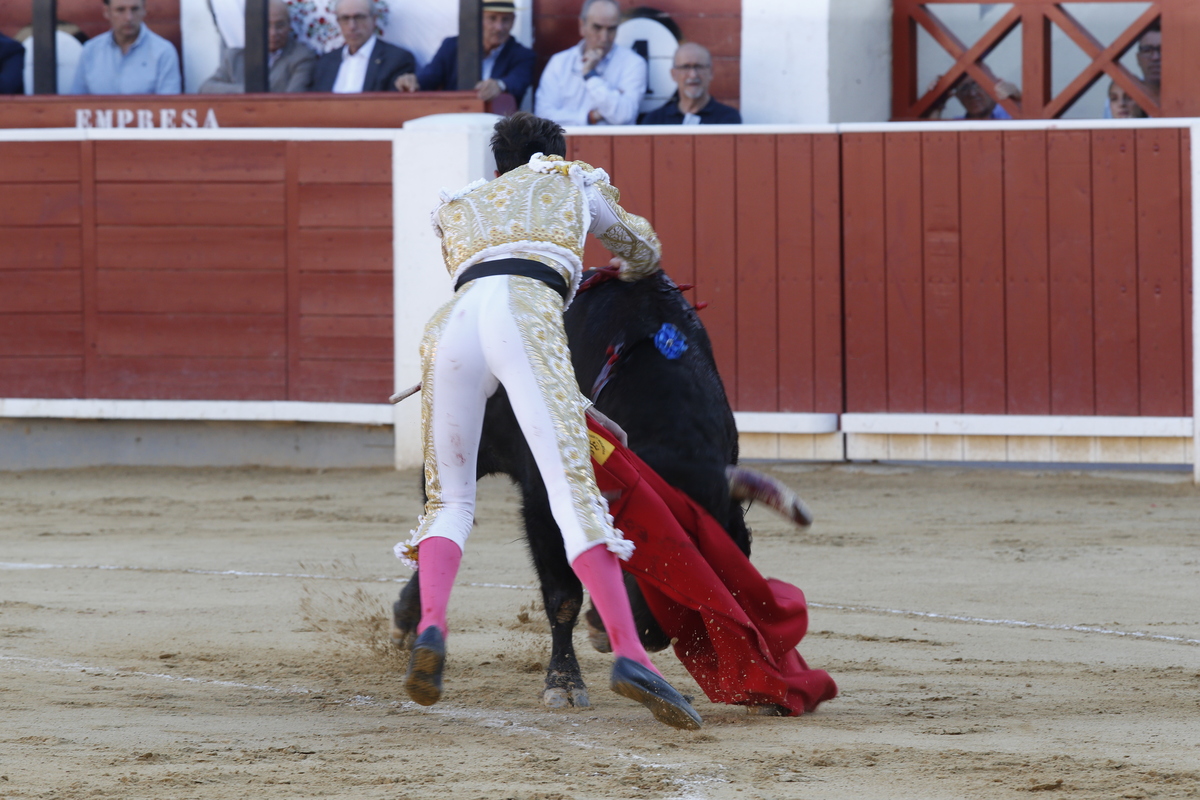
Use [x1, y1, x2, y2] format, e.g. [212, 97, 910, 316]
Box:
[840, 128, 1193, 417]
[1, 130, 1192, 418]
[0, 139, 392, 403]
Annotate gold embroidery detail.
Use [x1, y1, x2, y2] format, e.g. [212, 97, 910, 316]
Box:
[412, 294, 460, 543]
[507, 277, 612, 548]
[437, 164, 591, 277]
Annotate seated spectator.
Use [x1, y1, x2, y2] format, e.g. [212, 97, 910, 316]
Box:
[69, 0, 180, 94]
[1108, 80, 1144, 119]
[0, 32, 23, 94]
[639, 43, 740, 125]
[200, 0, 315, 92]
[394, 0, 534, 105]
[535, 0, 646, 126]
[18, 27, 86, 95]
[1137, 21, 1161, 101]
[1106, 22, 1159, 118]
[952, 77, 1015, 120]
[309, 0, 415, 92]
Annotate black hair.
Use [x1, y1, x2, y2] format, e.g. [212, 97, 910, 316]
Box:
[491, 112, 567, 175]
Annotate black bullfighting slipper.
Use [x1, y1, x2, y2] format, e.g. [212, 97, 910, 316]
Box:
[404, 626, 445, 706]
[610, 656, 703, 730]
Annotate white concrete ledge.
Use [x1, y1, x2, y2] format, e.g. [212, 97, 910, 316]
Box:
[0, 399, 393, 426]
[733, 412, 839, 434]
[841, 414, 1194, 438]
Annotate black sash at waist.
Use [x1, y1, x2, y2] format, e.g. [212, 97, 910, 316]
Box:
[454, 258, 569, 302]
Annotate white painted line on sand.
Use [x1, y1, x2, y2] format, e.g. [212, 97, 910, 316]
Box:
[0, 652, 717, 800]
[0, 561, 536, 591]
[4, 561, 1192, 646]
[809, 602, 1200, 646]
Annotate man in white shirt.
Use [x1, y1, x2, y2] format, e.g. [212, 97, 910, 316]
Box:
[535, 0, 646, 126]
[308, 0, 416, 92]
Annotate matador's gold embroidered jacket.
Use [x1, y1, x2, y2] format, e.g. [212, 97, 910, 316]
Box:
[431, 153, 662, 306]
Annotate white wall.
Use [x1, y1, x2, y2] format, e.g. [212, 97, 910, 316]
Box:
[391, 113, 500, 469]
[180, 0, 222, 93]
[740, 0, 890, 124]
[740, 0, 830, 124]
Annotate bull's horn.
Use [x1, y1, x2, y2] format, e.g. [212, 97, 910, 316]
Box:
[726, 465, 814, 528]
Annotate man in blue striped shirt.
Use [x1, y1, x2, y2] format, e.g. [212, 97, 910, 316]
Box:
[70, 0, 180, 94]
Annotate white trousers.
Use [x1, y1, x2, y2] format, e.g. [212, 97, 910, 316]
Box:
[413, 275, 616, 564]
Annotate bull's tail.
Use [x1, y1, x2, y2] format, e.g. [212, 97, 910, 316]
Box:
[726, 466, 814, 528]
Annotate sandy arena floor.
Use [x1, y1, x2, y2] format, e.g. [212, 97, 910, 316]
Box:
[1, 462, 1198, 799]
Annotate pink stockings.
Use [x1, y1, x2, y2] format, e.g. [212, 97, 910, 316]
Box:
[416, 538, 659, 676]
[570, 543, 660, 674]
[415, 537, 463, 637]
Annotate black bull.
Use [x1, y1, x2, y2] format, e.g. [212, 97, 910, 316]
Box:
[392, 269, 804, 708]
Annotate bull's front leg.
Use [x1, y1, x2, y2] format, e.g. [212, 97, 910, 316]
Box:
[521, 487, 590, 709]
[391, 571, 421, 650]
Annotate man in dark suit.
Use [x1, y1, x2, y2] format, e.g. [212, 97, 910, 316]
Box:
[394, 0, 534, 105]
[308, 0, 415, 93]
[200, 0, 315, 93]
[0, 32, 24, 95]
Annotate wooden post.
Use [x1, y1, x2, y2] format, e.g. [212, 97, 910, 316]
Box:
[1162, 0, 1200, 117]
[32, 0, 58, 95]
[245, 0, 269, 92]
[456, 0, 481, 91]
[1022, 8, 1051, 117]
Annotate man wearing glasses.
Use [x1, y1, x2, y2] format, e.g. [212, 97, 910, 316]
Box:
[640, 42, 740, 125]
[1105, 20, 1159, 118]
[309, 0, 415, 92]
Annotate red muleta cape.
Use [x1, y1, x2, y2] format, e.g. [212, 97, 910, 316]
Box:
[586, 418, 838, 715]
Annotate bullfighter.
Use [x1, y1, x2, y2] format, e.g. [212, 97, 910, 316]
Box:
[396, 112, 702, 730]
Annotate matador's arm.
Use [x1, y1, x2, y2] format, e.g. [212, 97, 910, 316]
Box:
[586, 180, 662, 282]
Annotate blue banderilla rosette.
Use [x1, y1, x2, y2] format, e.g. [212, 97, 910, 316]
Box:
[653, 323, 689, 360]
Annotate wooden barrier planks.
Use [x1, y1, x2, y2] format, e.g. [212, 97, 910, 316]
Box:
[883, 131, 925, 412]
[959, 130, 1008, 414]
[90, 141, 288, 400]
[1047, 129, 1095, 416]
[0, 130, 1191, 424]
[0, 142, 85, 398]
[1091, 129, 1141, 416]
[1136, 128, 1187, 417]
[842, 133, 889, 413]
[289, 140, 393, 404]
[0, 94, 485, 130]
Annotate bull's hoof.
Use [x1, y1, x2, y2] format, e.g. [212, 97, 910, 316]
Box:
[543, 671, 590, 708]
[746, 703, 791, 717]
[404, 626, 445, 706]
[584, 607, 612, 653]
[569, 685, 591, 707]
[542, 687, 571, 708]
[610, 657, 702, 730]
[390, 624, 414, 651]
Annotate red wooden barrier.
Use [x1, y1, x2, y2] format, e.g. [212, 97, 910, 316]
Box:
[839, 127, 1193, 417]
[567, 133, 845, 415]
[0, 139, 392, 403]
[0, 129, 1191, 422]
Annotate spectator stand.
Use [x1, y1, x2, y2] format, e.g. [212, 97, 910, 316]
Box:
[893, 0, 1200, 120]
